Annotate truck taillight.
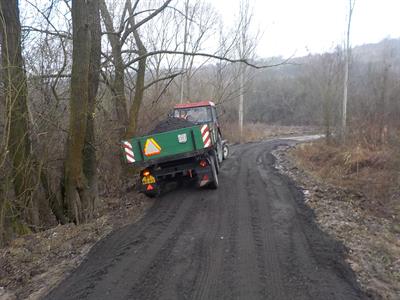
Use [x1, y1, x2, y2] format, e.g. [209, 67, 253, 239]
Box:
[199, 160, 207, 167]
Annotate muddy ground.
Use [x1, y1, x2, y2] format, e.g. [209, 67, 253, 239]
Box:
[273, 143, 400, 300]
[45, 139, 366, 300]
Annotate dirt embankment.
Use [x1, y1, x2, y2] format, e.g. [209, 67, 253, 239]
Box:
[273, 141, 400, 299]
[0, 192, 152, 300]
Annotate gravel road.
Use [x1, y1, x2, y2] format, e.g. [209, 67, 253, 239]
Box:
[45, 139, 366, 300]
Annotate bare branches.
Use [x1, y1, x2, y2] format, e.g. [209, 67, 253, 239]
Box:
[126, 50, 291, 69]
[22, 25, 71, 39]
[143, 71, 184, 91]
[129, 0, 172, 31]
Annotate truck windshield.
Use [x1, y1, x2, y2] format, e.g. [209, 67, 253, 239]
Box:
[174, 106, 212, 123]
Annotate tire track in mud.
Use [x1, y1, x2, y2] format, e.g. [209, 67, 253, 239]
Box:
[189, 186, 225, 300]
[47, 190, 197, 300]
[246, 147, 286, 299]
[212, 144, 261, 300]
[125, 197, 202, 300]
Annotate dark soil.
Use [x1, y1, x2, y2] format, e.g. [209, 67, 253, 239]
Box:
[148, 117, 195, 134]
[45, 140, 367, 300]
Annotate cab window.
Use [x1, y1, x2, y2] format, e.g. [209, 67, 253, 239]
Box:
[174, 106, 212, 124]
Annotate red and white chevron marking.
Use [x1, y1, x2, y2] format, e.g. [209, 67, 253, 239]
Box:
[123, 141, 135, 163]
[201, 124, 211, 148]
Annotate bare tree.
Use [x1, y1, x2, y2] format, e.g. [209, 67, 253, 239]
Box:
[126, 0, 148, 137]
[63, 0, 100, 223]
[100, 0, 172, 136]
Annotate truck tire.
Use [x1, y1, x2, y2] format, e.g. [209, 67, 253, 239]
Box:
[144, 190, 158, 198]
[223, 143, 229, 160]
[208, 155, 219, 189]
[211, 150, 220, 174]
[143, 184, 161, 198]
[217, 134, 223, 164]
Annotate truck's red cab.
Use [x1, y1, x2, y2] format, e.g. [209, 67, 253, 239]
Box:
[173, 101, 219, 127]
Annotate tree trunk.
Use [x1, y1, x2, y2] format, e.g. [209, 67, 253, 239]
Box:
[0, 0, 39, 228]
[63, 0, 92, 223]
[126, 5, 147, 138]
[378, 64, 388, 144]
[99, 0, 128, 128]
[83, 0, 101, 220]
[323, 94, 332, 144]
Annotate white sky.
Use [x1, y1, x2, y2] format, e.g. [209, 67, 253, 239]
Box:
[212, 0, 400, 58]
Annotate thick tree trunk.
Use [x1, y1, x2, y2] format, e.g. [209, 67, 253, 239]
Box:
[64, 0, 100, 223]
[83, 0, 101, 220]
[64, 0, 91, 223]
[0, 0, 39, 228]
[39, 167, 66, 224]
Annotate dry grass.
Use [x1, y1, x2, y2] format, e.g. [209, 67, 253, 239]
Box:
[292, 139, 400, 219]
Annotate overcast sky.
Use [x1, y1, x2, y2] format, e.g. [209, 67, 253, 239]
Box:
[212, 0, 400, 58]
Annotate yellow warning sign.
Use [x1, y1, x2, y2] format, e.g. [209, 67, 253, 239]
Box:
[144, 138, 161, 156]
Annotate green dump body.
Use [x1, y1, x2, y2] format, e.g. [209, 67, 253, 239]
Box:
[122, 125, 210, 166]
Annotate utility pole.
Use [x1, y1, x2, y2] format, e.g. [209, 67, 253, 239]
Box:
[239, 62, 244, 141]
[238, 1, 247, 142]
[341, 0, 355, 142]
[180, 0, 189, 104]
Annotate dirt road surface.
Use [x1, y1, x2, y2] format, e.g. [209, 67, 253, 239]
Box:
[45, 139, 366, 300]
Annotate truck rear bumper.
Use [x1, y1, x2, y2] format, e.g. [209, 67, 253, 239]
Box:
[138, 162, 212, 193]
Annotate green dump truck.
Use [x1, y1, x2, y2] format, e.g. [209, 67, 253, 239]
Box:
[122, 101, 229, 197]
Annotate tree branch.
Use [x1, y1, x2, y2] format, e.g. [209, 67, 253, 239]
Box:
[126, 50, 292, 69]
[132, 0, 172, 31]
[22, 26, 71, 39]
[143, 71, 184, 91]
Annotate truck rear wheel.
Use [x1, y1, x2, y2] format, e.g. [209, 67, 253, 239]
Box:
[208, 156, 219, 189]
[211, 150, 220, 174]
[223, 143, 229, 160]
[217, 134, 223, 164]
[144, 190, 158, 198]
